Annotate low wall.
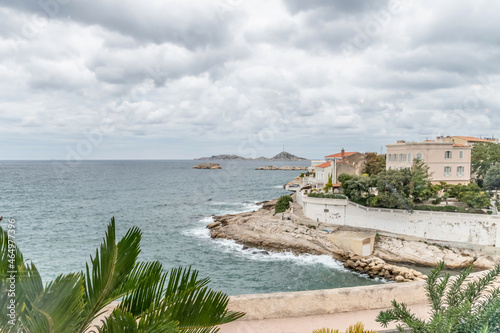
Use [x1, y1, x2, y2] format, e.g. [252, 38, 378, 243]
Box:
[300, 192, 500, 247]
[228, 280, 427, 321]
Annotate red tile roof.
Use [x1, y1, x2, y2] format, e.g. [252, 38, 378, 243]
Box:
[325, 152, 357, 158]
[316, 161, 332, 168]
[453, 136, 495, 143]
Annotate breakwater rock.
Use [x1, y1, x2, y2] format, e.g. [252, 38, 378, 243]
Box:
[339, 252, 426, 282]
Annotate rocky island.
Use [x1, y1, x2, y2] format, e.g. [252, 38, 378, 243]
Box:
[196, 151, 308, 161]
[256, 165, 309, 170]
[193, 163, 222, 169]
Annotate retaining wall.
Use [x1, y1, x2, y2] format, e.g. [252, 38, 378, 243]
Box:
[299, 192, 500, 247]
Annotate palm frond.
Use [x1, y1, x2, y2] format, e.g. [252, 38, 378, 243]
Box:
[98, 307, 179, 333]
[22, 273, 85, 333]
[80, 217, 142, 332]
[160, 267, 244, 332]
[119, 261, 167, 317]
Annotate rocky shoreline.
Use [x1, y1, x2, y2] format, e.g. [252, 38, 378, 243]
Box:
[207, 197, 500, 283]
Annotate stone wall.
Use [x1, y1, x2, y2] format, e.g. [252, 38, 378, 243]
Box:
[300, 192, 500, 247]
[228, 280, 427, 321]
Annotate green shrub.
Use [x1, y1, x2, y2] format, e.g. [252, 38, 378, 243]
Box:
[307, 193, 346, 199]
[414, 205, 458, 212]
[275, 195, 293, 213]
[431, 197, 442, 205]
[377, 262, 500, 332]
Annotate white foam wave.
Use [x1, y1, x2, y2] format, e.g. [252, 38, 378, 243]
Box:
[210, 237, 389, 282]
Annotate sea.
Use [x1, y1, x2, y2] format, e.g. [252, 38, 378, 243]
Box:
[0, 160, 384, 295]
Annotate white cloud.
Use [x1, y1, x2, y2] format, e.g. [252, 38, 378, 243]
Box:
[0, 0, 499, 159]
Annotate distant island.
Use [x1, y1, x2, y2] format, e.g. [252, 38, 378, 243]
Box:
[195, 151, 308, 161]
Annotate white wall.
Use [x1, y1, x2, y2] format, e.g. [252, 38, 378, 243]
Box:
[300, 192, 500, 247]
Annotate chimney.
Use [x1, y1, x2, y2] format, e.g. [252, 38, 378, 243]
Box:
[341, 148, 345, 160]
[397, 140, 406, 144]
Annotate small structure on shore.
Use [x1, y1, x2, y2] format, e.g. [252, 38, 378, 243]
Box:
[193, 163, 221, 169]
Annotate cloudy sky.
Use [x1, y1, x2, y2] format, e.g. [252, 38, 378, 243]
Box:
[1, 0, 499, 160]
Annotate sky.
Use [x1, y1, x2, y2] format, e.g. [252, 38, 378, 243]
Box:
[0, 0, 499, 160]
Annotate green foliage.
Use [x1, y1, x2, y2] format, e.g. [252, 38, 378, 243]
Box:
[414, 205, 458, 212]
[308, 193, 346, 199]
[372, 168, 414, 210]
[458, 191, 490, 208]
[275, 195, 293, 213]
[363, 152, 386, 176]
[0, 218, 244, 333]
[410, 159, 437, 202]
[376, 262, 500, 333]
[472, 142, 500, 180]
[338, 173, 354, 187]
[484, 163, 500, 192]
[442, 183, 491, 209]
[342, 175, 373, 203]
[324, 174, 333, 193]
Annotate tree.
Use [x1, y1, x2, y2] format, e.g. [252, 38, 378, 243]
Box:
[363, 153, 386, 176]
[377, 262, 500, 332]
[0, 218, 244, 332]
[471, 142, 500, 181]
[342, 175, 373, 204]
[484, 163, 500, 196]
[409, 159, 436, 202]
[372, 169, 413, 210]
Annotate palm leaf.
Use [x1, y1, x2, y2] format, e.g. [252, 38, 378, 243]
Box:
[161, 267, 245, 333]
[79, 217, 142, 332]
[98, 307, 179, 333]
[119, 261, 167, 317]
[22, 273, 85, 333]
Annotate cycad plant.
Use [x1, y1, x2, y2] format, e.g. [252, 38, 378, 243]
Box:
[376, 262, 500, 333]
[0, 217, 244, 332]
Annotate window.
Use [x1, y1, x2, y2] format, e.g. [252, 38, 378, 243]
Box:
[408, 153, 412, 161]
[445, 151, 452, 159]
[416, 152, 423, 161]
[444, 166, 452, 176]
[399, 153, 406, 162]
[459, 151, 464, 159]
[457, 166, 465, 177]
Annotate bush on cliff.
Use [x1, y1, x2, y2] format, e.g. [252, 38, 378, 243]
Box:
[0, 218, 244, 332]
[275, 195, 293, 214]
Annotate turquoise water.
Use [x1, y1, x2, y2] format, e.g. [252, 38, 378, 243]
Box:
[0, 160, 383, 295]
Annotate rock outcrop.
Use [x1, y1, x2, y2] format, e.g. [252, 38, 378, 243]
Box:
[206, 196, 500, 282]
[193, 163, 222, 169]
[374, 236, 500, 270]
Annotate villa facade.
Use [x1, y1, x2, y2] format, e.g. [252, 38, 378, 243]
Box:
[386, 139, 472, 184]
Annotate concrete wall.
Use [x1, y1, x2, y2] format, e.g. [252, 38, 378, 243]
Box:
[302, 195, 347, 224]
[228, 280, 427, 321]
[300, 192, 500, 247]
